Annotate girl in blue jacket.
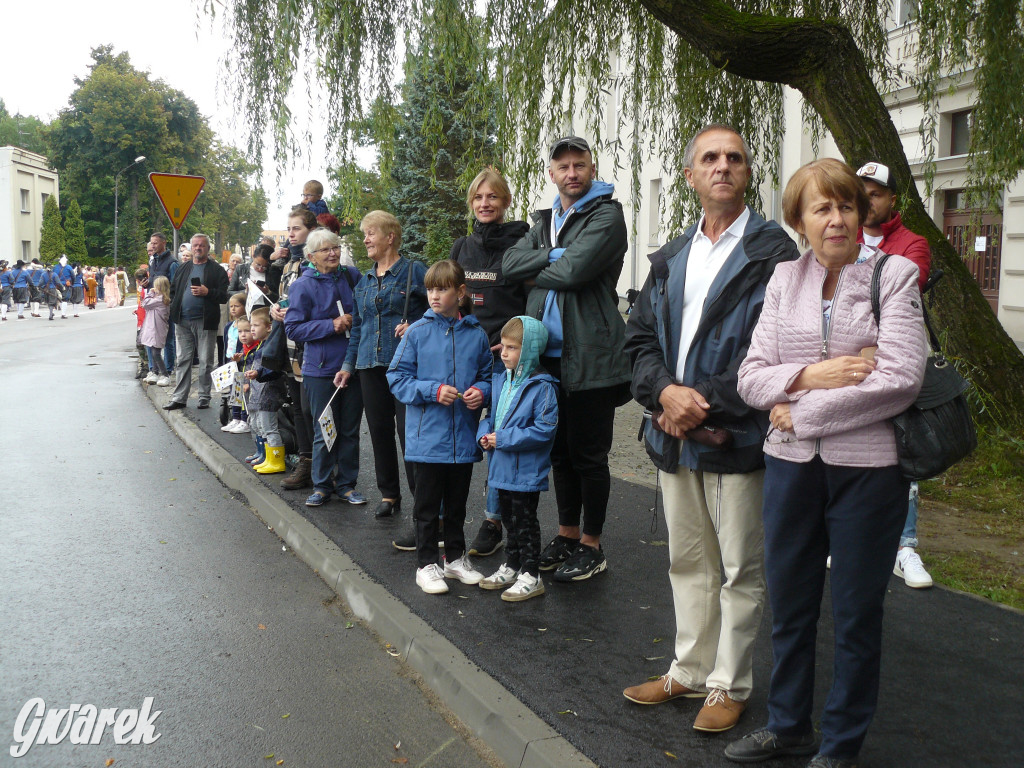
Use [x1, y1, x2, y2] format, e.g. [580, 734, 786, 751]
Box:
[387, 260, 492, 595]
[476, 316, 558, 601]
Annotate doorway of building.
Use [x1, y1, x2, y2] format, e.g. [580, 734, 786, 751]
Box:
[943, 189, 1002, 314]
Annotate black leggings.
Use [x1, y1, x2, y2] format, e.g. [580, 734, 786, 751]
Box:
[498, 490, 541, 576]
[541, 357, 616, 537]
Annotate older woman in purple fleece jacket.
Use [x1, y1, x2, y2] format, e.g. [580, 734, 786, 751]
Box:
[728, 159, 926, 768]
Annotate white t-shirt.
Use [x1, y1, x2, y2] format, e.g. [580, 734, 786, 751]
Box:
[862, 232, 883, 248]
[675, 208, 750, 381]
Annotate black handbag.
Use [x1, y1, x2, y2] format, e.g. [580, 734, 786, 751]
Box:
[260, 319, 290, 373]
[871, 254, 977, 481]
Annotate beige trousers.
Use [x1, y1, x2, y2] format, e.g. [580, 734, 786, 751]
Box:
[662, 466, 766, 701]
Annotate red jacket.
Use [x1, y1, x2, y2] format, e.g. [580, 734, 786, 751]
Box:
[858, 212, 930, 291]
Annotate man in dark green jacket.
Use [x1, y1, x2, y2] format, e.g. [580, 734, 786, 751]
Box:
[503, 135, 631, 583]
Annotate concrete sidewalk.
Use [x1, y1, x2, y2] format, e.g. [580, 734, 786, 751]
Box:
[147, 381, 1024, 768]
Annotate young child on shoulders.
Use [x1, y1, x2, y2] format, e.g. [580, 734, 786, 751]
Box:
[140, 276, 172, 387]
[243, 307, 288, 474]
[300, 179, 329, 216]
[221, 293, 251, 434]
[477, 316, 558, 601]
[387, 260, 493, 595]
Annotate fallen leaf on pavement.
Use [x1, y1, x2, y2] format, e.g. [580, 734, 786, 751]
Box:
[264, 755, 274, 760]
[394, 741, 401, 750]
[392, 759, 409, 765]
[258, 624, 266, 630]
[281, 713, 289, 719]
[106, 760, 115, 766]
[665, 751, 677, 759]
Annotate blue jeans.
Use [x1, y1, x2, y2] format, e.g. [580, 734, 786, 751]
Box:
[900, 481, 919, 548]
[484, 453, 500, 522]
[304, 375, 363, 496]
[762, 456, 907, 760]
[164, 322, 176, 374]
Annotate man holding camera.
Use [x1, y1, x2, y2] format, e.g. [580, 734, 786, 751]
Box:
[164, 233, 228, 411]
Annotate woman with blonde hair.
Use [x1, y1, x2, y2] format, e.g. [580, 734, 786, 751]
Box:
[140, 275, 173, 386]
[334, 210, 427, 522]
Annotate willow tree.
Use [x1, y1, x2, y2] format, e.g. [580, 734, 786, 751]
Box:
[210, 0, 1024, 427]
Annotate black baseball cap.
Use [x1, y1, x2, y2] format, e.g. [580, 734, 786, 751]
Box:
[549, 136, 591, 160]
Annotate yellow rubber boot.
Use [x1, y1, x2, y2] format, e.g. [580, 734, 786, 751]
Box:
[256, 445, 286, 474]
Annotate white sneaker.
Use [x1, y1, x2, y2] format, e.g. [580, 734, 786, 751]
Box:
[895, 548, 933, 589]
[156, 376, 170, 387]
[443, 554, 484, 585]
[144, 372, 158, 383]
[229, 420, 251, 434]
[416, 563, 449, 594]
[501, 572, 546, 602]
[479, 563, 518, 590]
[220, 419, 238, 432]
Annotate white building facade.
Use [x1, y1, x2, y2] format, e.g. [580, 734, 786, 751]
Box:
[0, 146, 59, 264]
[535, 6, 1023, 348]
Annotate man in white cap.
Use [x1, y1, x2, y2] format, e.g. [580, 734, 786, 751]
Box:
[855, 161, 933, 590]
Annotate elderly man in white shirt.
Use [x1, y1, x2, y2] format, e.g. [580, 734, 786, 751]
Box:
[623, 125, 799, 735]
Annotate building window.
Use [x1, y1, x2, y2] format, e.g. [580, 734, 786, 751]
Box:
[897, 0, 918, 25]
[41, 192, 49, 209]
[22, 242, 31, 260]
[950, 110, 972, 156]
[20, 189, 30, 212]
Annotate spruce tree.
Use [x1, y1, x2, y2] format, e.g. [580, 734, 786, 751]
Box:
[64, 199, 87, 262]
[39, 195, 66, 261]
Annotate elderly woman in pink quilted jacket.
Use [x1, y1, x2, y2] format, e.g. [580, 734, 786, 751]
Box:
[729, 159, 926, 768]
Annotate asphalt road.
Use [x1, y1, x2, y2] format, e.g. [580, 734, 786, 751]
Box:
[174, 322, 1024, 768]
[0, 306, 499, 768]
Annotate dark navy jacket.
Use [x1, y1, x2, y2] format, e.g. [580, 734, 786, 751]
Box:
[624, 207, 799, 474]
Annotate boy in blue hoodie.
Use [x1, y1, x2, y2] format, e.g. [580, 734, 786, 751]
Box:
[476, 316, 559, 601]
[387, 260, 493, 595]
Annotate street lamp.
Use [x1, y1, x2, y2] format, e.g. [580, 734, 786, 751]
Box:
[113, 155, 146, 270]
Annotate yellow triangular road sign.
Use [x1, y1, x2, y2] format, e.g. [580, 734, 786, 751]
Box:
[149, 173, 206, 230]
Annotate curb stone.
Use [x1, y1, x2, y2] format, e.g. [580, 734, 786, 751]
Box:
[147, 384, 596, 768]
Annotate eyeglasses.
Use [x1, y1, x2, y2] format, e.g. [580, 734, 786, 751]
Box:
[311, 246, 342, 256]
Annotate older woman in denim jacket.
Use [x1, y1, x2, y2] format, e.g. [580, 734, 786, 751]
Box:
[334, 210, 427, 519]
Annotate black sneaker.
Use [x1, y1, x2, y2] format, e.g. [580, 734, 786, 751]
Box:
[806, 755, 858, 768]
[392, 529, 416, 551]
[724, 728, 817, 764]
[538, 535, 580, 571]
[468, 520, 503, 557]
[553, 544, 607, 582]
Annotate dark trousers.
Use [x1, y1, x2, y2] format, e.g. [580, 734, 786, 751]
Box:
[498, 489, 541, 576]
[541, 357, 615, 537]
[413, 463, 473, 568]
[762, 455, 907, 759]
[304, 374, 363, 495]
[164, 322, 176, 374]
[286, 375, 313, 459]
[360, 366, 414, 500]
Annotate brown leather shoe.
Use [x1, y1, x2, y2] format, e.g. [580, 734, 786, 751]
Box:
[280, 456, 312, 490]
[623, 675, 705, 705]
[692, 688, 745, 732]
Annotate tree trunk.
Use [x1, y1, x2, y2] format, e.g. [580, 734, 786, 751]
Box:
[637, 0, 1024, 428]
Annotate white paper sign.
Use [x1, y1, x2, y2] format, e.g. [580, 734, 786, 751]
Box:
[974, 236, 987, 252]
[245, 278, 270, 317]
[318, 409, 337, 452]
[230, 371, 246, 409]
[211, 361, 238, 392]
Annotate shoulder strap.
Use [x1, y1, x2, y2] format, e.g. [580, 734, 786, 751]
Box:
[402, 257, 417, 323]
[872, 252, 945, 355]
